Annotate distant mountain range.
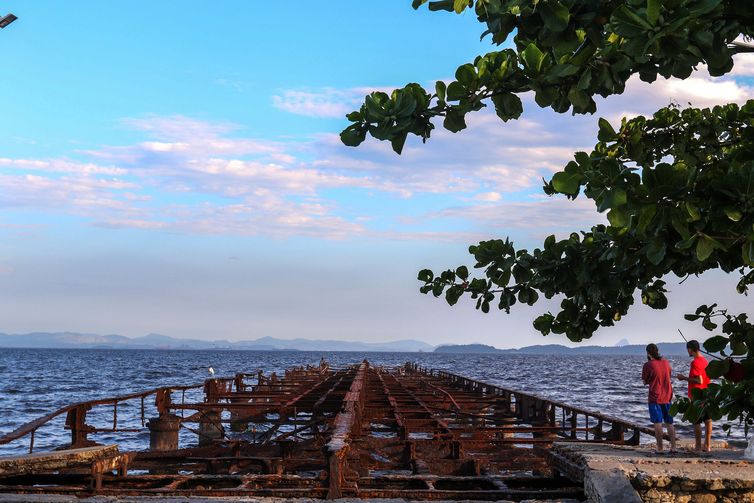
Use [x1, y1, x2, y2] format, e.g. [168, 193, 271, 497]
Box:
[0, 331, 691, 355]
[0, 332, 434, 352]
[434, 342, 690, 355]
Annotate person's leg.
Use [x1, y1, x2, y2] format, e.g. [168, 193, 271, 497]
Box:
[704, 419, 712, 451]
[667, 423, 676, 452]
[694, 423, 702, 451]
[648, 404, 664, 451]
[653, 423, 664, 451]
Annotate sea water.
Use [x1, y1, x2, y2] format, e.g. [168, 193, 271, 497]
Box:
[0, 348, 744, 455]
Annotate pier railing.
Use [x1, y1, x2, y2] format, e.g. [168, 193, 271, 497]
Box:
[408, 364, 655, 445]
[0, 383, 204, 454]
[0, 363, 332, 454]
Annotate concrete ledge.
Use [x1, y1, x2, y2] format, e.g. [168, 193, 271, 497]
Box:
[0, 497, 583, 503]
[551, 442, 754, 503]
[584, 467, 642, 503]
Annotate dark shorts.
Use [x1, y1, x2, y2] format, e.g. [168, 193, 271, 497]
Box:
[648, 403, 673, 424]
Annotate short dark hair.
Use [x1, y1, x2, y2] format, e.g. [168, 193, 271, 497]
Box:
[686, 340, 700, 352]
[646, 343, 662, 360]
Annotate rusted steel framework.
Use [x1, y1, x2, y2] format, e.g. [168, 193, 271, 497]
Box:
[0, 361, 654, 500]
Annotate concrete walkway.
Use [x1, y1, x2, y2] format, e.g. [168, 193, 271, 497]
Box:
[551, 441, 754, 502]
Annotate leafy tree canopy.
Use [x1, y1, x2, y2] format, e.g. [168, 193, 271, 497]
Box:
[341, 0, 753, 154]
[340, 0, 754, 432]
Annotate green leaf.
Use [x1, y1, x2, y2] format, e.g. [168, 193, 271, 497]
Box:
[703, 335, 729, 353]
[706, 359, 729, 379]
[576, 69, 592, 91]
[455, 265, 469, 280]
[390, 131, 408, 154]
[340, 124, 366, 147]
[696, 236, 715, 261]
[730, 340, 747, 356]
[417, 269, 434, 282]
[455, 63, 476, 86]
[646, 241, 666, 265]
[443, 109, 467, 132]
[364, 94, 386, 120]
[446, 81, 466, 100]
[435, 80, 447, 103]
[607, 207, 629, 228]
[597, 118, 618, 142]
[568, 88, 590, 110]
[685, 201, 701, 222]
[702, 317, 718, 331]
[432, 282, 444, 297]
[742, 239, 754, 267]
[445, 285, 463, 306]
[688, 0, 722, 16]
[491, 93, 523, 121]
[538, 0, 570, 32]
[611, 5, 652, 38]
[724, 207, 743, 222]
[521, 43, 546, 74]
[551, 171, 582, 195]
[453, 0, 469, 14]
[428, 0, 455, 12]
[637, 205, 657, 234]
[646, 0, 661, 25]
[533, 313, 554, 335]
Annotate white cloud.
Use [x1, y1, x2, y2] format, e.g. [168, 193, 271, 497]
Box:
[271, 86, 393, 118]
[425, 196, 601, 234]
[4, 67, 751, 242]
[272, 89, 355, 118]
[730, 48, 754, 77]
[0, 158, 127, 176]
[473, 191, 502, 202]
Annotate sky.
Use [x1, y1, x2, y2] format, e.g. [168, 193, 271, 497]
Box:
[1, 1, 753, 348]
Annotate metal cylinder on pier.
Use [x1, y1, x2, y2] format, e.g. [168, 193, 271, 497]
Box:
[198, 410, 224, 446]
[147, 414, 181, 451]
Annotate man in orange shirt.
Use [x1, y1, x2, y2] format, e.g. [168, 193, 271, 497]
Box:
[677, 340, 712, 452]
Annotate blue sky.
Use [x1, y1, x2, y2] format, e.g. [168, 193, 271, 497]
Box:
[1, 2, 753, 347]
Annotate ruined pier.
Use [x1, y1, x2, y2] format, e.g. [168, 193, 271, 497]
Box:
[0, 360, 718, 500]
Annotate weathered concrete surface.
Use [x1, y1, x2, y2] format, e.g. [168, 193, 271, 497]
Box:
[0, 445, 120, 477]
[0, 497, 583, 503]
[583, 467, 642, 503]
[552, 441, 754, 503]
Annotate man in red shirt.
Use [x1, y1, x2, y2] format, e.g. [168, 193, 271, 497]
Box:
[642, 343, 676, 453]
[677, 340, 712, 452]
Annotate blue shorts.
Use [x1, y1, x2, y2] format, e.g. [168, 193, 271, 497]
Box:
[648, 403, 673, 424]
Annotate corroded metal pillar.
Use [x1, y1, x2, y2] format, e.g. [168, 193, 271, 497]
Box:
[198, 410, 224, 446]
[147, 414, 181, 451]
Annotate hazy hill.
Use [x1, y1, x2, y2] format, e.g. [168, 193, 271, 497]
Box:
[434, 344, 499, 354]
[434, 342, 689, 356]
[0, 332, 434, 352]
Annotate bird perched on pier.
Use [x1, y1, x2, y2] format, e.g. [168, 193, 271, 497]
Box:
[208, 367, 215, 377]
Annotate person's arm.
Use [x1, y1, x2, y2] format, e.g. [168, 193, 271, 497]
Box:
[642, 364, 649, 385]
[679, 360, 704, 384]
[676, 373, 702, 383]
